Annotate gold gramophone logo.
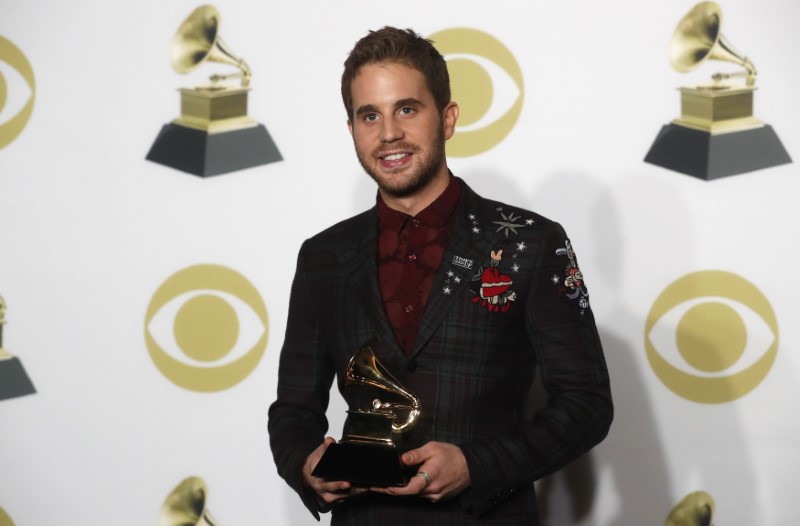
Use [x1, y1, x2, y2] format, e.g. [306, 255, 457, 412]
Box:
[0, 36, 35, 150]
[159, 476, 219, 526]
[645, 270, 778, 403]
[664, 491, 715, 526]
[645, 1, 791, 180]
[145, 264, 268, 392]
[0, 294, 36, 401]
[429, 28, 524, 157]
[146, 5, 282, 177]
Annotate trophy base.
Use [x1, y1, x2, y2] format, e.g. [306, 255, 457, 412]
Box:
[0, 356, 36, 401]
[312, 442, 409, 487]
[644, 123, 791, 180]
[146, 123, 282, 177]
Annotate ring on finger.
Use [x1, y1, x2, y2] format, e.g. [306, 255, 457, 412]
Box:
[416, 471, 432, 487]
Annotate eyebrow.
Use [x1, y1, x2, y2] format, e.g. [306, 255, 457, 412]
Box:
[354, 98, 425, 118]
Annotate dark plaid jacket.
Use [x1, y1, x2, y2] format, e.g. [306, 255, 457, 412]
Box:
[268, 179, 613, 525]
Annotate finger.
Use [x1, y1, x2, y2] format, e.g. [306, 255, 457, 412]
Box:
[377, 473, 429, 496]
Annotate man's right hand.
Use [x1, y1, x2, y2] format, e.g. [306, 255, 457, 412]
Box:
[302, 437, 368, 505]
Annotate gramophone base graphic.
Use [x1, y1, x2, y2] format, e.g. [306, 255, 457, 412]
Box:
[0, 356, 36, 401]
[645, 123, 791, 180]
[645, 86, 791, 180]
[147, 87, 282, 177]
[147, 122, 282, 177]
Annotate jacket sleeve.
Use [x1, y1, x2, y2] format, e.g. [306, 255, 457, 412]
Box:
[459, 222, 613, 515]
[268, 241, 336, 520]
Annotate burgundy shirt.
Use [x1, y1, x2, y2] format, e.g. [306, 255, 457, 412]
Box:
[377, 176, 462, 356]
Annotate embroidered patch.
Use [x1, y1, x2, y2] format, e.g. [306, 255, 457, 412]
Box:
[441, 269, 462, 295]
[493, 207, 535, 238]
[452, 255, 474, 270]
[553, 239, 590, 313]
[470, 249, 518, 312]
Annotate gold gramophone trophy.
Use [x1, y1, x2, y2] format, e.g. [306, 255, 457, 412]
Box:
[159, 476, 220, 526]
[645, 1, 791, 180]
[146, 5, 282, 177]
[0, 294, 36, 401]
[312, 339, 422, 486]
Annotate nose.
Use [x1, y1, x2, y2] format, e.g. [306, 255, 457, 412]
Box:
[380, 116, 403, 143]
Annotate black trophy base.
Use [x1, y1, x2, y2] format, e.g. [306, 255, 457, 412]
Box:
[146, 123, 282, 177]
[0, 357, 36, 401]
[312, 442, 409, 487]
[644, 123, 792, 180]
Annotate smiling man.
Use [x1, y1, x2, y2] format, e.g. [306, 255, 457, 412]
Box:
[268, 27, 613, 525]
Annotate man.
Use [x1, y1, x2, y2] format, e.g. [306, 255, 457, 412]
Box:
[268, 27, 612, 525]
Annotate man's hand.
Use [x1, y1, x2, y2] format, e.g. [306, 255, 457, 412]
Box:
[302, 437, 367, 504]
[371, 441, 470, 502]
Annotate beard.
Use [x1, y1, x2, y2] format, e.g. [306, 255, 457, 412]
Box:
[355, 124, 446, 199]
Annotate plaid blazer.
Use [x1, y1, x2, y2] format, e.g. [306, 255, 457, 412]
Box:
[268, 179, 613, 525]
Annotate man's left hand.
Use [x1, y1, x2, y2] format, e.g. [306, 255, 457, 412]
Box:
[371, 441, 470, 502]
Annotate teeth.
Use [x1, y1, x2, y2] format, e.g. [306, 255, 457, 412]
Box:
[383, 153, 408, 161]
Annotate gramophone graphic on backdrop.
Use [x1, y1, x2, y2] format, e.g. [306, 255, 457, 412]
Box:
[645, 1, 791, 180]
[159, 476, 219, 526]
[0, 294, 36, 401]
[146, 5, 282, 177]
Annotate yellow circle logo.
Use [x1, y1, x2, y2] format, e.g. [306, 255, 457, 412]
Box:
[0, 506, 14, 526]
[0, 37, 35, 149]
[645, 271, 778, 403]
[429, 28, 524, 157]
[145, 264, 268, 392]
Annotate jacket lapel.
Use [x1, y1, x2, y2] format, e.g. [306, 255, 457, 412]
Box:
[411, 182, 494, 357]
[341, 208, 406, 361]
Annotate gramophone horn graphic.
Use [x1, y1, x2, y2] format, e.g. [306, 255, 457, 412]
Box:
[664, 491, 716, 526]
[159, 477, 220, 526]
[312, 338, 422, 486]
[0, 294, 36, 402]
[645, 1, 791, 180]
[146, 5, 282, 177]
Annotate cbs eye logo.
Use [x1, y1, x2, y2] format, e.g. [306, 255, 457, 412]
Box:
[0, 37, 35, 150]
[645, 270, 778, 403]
[429, 28, 523, 157]
[145, 264, 268, 392]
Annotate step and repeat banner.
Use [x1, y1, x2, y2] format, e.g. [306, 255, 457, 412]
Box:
[1, 0, 799, 524]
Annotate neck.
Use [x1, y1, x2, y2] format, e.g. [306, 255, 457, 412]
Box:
[379, 167, 450, 216]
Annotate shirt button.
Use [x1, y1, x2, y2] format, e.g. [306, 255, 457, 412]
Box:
[405, 305, 414, 313]
[408, 254, 417, 261]
[412, 219, 421, 228]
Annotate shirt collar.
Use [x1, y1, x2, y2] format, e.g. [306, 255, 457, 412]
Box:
[377, 174, 462, 230]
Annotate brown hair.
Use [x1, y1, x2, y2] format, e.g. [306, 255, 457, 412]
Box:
[341, 26, 451, 120]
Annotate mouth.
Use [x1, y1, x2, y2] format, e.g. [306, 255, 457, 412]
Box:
[377, 150, 413, 169]
[381, 152, 410, 161]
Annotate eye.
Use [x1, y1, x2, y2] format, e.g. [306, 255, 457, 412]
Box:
[429, 28, 524, 157]
[644, 270, 778, 403]
[144, 264, 269, 392]
[399, 106, 415, 116]
[0, 36, 36, 149]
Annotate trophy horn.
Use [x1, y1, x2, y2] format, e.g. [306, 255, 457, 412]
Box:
[170, 5, 251, 87]
[669, 1, 756, 86]
[159, 476, 220, 526]
[345, 341, 421, 433]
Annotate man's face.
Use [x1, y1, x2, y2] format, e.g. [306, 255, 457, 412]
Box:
[348, 62, 457, 199]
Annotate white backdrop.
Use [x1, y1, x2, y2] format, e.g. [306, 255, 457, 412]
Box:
[1, 0, 799, 524]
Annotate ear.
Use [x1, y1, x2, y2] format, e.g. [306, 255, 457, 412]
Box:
[442, 101, 459, 140]
[347, 119, 354, 137]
